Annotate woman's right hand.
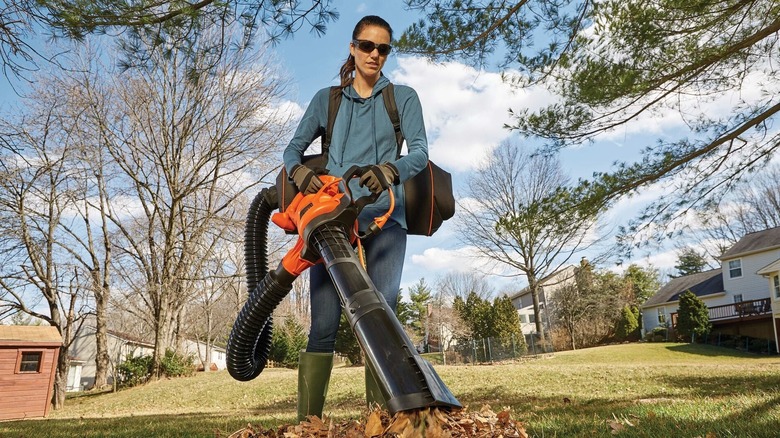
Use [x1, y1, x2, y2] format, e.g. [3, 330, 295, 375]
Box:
[290, 164, 324, 194]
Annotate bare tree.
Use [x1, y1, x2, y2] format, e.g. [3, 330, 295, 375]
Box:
[0, 80, 92, 407]
[436, 271, 494, 303]
[458, 140, 603, 344]
[72, 26, 291, 376]
[693, 163, 780, 259]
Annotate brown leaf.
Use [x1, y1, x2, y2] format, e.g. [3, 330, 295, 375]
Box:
[364, 411, 383, 438]
[385, 414, 411, 436]
[497, 409, 511, 425]
[609, 420, 625, 434]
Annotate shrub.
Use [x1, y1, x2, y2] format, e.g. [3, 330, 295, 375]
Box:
[644, 327, 668, 342]
[269, 317, 309, 368]
[116, 350, 195, 388]
[676, 291, 711, 341]
[116, 354, 153, 388]
[160, 349, 195, 378]
[615, 305, 639, 340]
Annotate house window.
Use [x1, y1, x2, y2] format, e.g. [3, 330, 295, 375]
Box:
[18, 351, 43, 373]
[774, 275, 780, 299]
[733, 294, 743, 303]
[728, 259, 742, 278]
[519, 314, 527, 323]
[657, 308, 666, 324]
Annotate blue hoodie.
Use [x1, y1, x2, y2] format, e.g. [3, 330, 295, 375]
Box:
[283, 75, 429, 230]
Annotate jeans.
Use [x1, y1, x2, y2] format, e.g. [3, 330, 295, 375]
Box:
[306, 221, 407, 353]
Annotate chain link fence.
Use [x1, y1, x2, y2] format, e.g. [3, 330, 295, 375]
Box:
[421, 334, 555, 365]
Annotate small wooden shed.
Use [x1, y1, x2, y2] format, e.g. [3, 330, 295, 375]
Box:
[0, 325, 61, 421]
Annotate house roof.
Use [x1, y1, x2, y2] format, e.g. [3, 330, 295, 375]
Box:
[107, 329, 154, 348]
[0, 325, 62, 345]
[757, 258, 780, 276]
[642, 269, 724, 308]
[720, 227, 780, 260]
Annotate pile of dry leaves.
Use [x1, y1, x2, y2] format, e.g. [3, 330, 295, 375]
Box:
[223, 405, 528, 438]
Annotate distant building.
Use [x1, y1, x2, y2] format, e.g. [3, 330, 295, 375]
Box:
[509, 265, 578, 337]
[642, 227, 780, 351]
[69, 326, 154, 390]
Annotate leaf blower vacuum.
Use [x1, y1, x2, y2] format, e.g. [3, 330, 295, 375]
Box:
[225, 165, 461, 414]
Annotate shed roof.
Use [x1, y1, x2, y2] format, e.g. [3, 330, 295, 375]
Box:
[0, 325, 62, 345]
[643, 269, 724, 308]
[720, 227, 780, 259]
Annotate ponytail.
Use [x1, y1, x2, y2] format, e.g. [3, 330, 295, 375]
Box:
[339, 55, 355, 88]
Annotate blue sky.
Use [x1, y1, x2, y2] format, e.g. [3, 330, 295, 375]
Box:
[3, 2, 768, 298]
[271, 3, 664, 294]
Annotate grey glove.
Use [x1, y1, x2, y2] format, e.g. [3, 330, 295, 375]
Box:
[359, 163, 399, 194]
[290, 164, 324, 194]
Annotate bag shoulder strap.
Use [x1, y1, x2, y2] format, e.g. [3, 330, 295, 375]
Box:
[324, 86, 342, 155]
[381, 83, 405, 158]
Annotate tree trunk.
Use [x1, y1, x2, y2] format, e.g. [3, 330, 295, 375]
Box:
[530, 282, 546, 343]
[94, 292, 110, 389]
[53, 348, 69, 409]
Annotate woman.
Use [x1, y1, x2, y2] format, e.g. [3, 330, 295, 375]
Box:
[282, 15, 428, 421]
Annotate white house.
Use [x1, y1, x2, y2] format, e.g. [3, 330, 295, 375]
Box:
[642, 227, 779, 347]
[756, 256, 780, 353]
[510, 265, 578, 337]
[68, 326, 154, 391]
[68, 326, 226, 391]
[641, 269, 725, 335]
[180, 338, 227, 371]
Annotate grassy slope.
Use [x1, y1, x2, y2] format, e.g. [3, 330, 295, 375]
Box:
[2, 343, 779, 437]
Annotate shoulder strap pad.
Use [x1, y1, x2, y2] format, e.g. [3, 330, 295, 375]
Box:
[324, 86, 342, 155]
[382, 83, 404, 158]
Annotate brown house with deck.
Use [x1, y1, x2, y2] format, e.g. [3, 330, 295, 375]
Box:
[0, 325, 61, 421]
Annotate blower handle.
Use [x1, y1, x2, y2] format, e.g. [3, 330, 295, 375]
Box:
[340, 165, 380, 212]
[340, 165, 395, 238]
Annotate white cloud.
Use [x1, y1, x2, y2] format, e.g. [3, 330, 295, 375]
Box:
[389, 57, 556, 172]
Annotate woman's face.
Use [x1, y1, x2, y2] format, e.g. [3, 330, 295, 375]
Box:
[350, 25, 391, 83]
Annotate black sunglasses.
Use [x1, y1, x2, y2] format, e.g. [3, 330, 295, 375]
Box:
[352, 39, 392, 56]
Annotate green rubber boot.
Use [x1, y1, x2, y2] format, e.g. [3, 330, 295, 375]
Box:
[365, 364, 388, 411]
[297, 351, 334, 422]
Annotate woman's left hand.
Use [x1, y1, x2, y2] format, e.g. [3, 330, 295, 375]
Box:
[359, 163, 399, 194]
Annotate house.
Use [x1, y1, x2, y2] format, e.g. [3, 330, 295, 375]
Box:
[0, 325, 61, 420]
[757, 252, 780, 353]
[68, 326, 226, 390]
[642, 227, 780, 349]
[68, 326, 154, 391]
[641, 269, 725, 333]
[180, 338, 227, 371]
[510, 265, 578, 337]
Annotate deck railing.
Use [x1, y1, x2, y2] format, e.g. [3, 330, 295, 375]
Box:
[671, 297, 772, 327]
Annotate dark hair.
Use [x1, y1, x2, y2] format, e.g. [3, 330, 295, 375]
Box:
[339, 15, 393, 88]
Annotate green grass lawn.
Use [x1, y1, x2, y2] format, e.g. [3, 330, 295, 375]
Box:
[2, 343, 779, 437]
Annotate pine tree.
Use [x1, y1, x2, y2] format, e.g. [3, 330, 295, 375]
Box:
[491, 295, 525, 351]
[615, 305, 639, 340]
[408, 278, 433, 342]
[674, 249, 709, 277]
[676, 291, 712, 342]
[335, 314, 362, 365]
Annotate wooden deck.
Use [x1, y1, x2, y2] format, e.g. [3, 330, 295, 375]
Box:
[671, 298, 772, 327]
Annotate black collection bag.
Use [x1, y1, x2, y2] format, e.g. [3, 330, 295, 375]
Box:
[277, 84, 455, 236]
[381, 84, 455, 236]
